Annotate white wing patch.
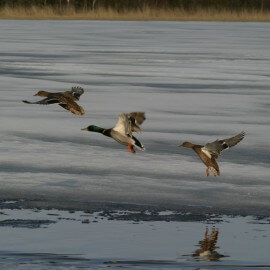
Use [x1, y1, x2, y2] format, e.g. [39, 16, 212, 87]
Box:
[201, 147, 212, 159]
[112, 113, 130, 135]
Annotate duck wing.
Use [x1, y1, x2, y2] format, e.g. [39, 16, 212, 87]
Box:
[128, 112, 146, 132]
[58, 100, 85, 115]
[203, 132, 245, 159]
[113, 112, 132, 136]
[68, 86, 84, 100]
[22, 98, 60, 105]
[128, 112, 145, 125]
[223, 131, 245, 147]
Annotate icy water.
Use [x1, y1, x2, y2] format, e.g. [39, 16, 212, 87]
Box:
[0, 208, 270, 270]
[1, 20, 270, 269]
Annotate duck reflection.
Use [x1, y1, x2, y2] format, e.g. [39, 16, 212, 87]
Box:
[192, 227, 225, 261]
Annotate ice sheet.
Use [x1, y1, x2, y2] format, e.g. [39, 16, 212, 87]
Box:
[0, 21, 270, 214]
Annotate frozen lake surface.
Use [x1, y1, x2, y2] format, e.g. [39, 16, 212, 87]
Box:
[0, 20, 270, 215]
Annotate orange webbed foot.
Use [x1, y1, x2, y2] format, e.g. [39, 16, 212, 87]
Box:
[127, 144, 136, 154]
[206, 167, 210, 176]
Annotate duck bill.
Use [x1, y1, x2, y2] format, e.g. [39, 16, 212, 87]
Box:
[81, 127, 88, 131]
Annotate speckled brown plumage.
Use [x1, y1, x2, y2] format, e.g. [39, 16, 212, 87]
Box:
[22, 86, 85, 116]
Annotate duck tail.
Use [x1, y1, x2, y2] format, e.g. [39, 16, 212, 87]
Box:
[22, 100, 34, 104]
[132, 135, 145, 151]
[22, 100, 47, 105]
[209, 166, 220, 176]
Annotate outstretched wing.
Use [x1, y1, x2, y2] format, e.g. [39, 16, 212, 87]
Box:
[128, 112, 145, 125]
[223, 131, 245, 147]
[128, 112, 146, 132]
[22, 98, 60, 105]
[68, 86, 84, 100]
[113, 112, 132, 135]
[203, 132, 245, 159]
[59, 102, 85, 115]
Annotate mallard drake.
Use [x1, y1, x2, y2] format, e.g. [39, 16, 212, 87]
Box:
[81, 112, 146, 154]
[22, 86, 85, 116]
[179, 132, 245, 176]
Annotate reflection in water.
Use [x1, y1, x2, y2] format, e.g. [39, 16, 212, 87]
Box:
[192, 227, 225, 261]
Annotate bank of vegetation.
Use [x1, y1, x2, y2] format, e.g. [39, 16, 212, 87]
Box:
[0, 0, 270, 21]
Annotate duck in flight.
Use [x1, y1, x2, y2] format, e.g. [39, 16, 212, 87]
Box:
[81, 112, 146, 154]
[179, 132, 245, 176]
[22, 86, 85, 116]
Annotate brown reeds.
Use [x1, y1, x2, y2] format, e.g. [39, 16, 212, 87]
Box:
[0, 6, 270, 21]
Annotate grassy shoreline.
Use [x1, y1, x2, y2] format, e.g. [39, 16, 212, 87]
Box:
[1, 7, 270, 21]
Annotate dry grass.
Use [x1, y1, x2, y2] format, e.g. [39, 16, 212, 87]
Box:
[0, 6, 270, 21]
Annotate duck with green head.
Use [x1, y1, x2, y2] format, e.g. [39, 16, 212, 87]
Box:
[179, 132, 245, 176]
[81, 112, 146, 154]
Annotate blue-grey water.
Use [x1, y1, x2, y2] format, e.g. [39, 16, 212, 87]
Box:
[0, 208, 270, 269]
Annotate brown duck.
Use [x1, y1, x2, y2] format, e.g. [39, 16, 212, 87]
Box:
[179, 132, 245, 176]
[22, 86, 85, 116]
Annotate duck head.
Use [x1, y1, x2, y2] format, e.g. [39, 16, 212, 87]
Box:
[81, 125, 105, 133]
[34, 90, 49, 97]
[179, 141, 194, 148]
